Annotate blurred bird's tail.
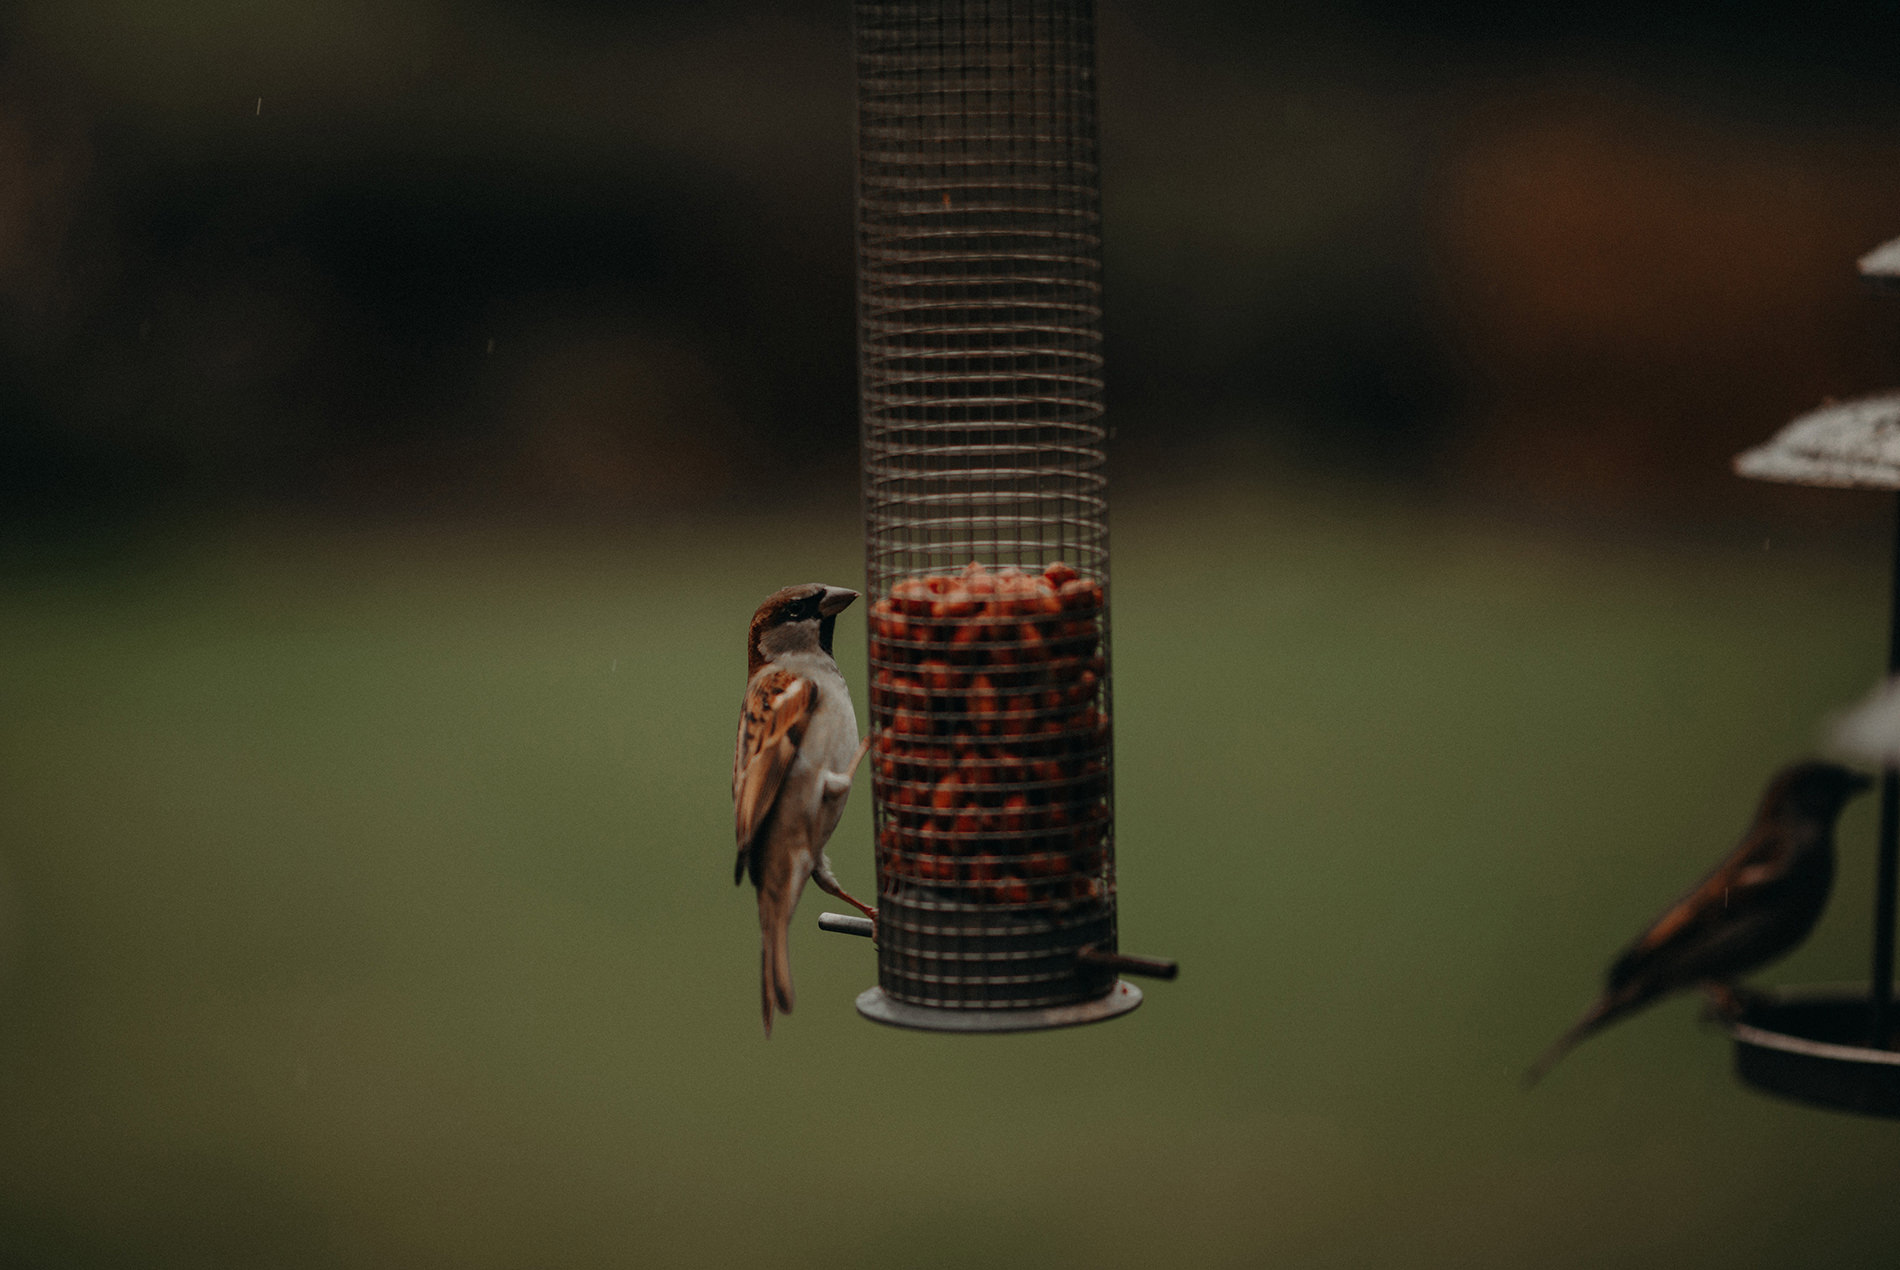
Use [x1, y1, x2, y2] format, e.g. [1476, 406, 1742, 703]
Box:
[1524, 991, 1636, 1088]
[758, 885, 796, 1038]
[1524, 1004, 1605, 1087]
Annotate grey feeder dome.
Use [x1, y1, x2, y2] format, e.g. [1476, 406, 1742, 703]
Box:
[816, 0, 1176, 1032]
[1858, 235, 1900, 294]
[1733, 393, 1900, 490]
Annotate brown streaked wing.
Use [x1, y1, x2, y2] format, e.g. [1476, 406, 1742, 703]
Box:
[733, 669, 816, 862]
[1626, 820, 1795, 959]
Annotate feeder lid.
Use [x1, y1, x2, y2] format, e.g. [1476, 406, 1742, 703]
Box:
[1860, 235, 1900, 291]
[1733, 392, 1900, 490]
[1829, 675, 1900, 768]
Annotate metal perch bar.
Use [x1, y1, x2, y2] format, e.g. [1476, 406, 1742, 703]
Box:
[821, 912, 877, 938]
[1077, 945, 1179, 980]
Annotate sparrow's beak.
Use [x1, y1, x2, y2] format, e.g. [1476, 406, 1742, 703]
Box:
[818, 586, 860, 617]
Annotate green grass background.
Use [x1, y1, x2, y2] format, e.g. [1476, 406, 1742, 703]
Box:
[2, 482, 1898, 1267]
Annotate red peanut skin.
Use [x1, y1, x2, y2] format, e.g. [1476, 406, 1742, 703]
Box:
[869, 561, 1109, 903]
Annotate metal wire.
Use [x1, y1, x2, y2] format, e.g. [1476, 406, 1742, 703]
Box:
[857, 0, 1115, 1010]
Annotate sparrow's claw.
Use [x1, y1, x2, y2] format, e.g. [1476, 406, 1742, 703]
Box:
[1700, 981, 1757, 1024]
[811, 856, 877, 926]
[824, 880, 878, 924]
[844, 734, 873, 781]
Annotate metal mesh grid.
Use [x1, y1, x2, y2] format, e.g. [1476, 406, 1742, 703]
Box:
[856, 0, 1116, 1010]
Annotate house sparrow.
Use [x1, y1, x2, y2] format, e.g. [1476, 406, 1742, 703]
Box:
[1526, 760, 1871, 1085]
[733, 583, 875, 1036]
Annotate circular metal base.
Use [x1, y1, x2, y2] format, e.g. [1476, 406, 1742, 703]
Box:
[855, 980, 1143, 1033]
[1727, 984, 1900, 1119]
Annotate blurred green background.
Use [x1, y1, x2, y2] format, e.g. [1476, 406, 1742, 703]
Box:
[7, 1, 1900, 1266]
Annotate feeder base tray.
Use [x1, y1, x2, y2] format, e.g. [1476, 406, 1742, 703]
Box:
[855, 980, 1142, 1033]
[1727, 984, 1900, 1118]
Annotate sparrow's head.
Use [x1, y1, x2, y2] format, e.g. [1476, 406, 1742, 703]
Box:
[748, 583, 858, 674]
[1771, 761, 1874, 824]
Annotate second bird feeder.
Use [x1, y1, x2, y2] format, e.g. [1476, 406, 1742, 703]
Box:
[823, 0, 1174, 1031]
[1724, 235, 1900, 1116]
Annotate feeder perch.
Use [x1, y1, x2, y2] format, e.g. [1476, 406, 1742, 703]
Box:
[1726, 985, 1900, 1117]
[1728, 250, 1900, 1113]
[823, 0, 1175, 1031]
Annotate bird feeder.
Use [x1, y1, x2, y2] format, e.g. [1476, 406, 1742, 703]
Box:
[817, 0, 1175, 1031]
[1725, 237, 1900, 1116]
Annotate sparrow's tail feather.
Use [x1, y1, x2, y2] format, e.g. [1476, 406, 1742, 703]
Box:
[758, 887, 796, 1038]
[1524, 986, 1647, 1087]
[759, 945, 774, 1037]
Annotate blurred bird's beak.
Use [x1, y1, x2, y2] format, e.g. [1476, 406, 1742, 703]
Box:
[819, 586, 859, 617]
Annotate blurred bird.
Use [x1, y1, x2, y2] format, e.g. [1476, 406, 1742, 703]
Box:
[1526, 760, 1871, 1085]
[733, 583, 876, 1036]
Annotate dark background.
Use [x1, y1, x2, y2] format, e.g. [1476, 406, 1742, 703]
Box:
[7, 4, 1900, 1268]
[7, 1, 1900, 532]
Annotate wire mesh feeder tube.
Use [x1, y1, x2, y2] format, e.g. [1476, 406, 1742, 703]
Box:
[846, 0, 1166, 1031]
